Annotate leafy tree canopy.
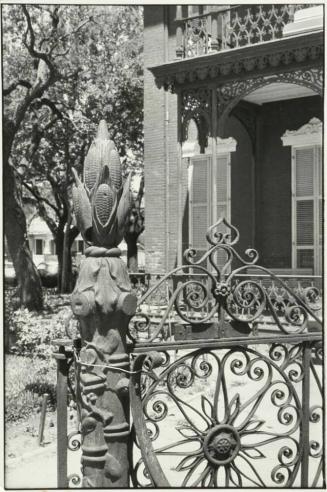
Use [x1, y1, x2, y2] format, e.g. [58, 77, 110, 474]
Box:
[3, 4, 144, 293]
[3, 4, 143, 177]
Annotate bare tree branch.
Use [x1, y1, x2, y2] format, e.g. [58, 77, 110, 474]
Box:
[49, 16, 95, 55]
[32, 97, 63, 119]
[18, 177, 60, 216]
[4, 80, 32, 96]
[21, 5, 56, 75]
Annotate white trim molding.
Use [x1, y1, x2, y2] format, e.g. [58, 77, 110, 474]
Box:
[183, 136, 237, 157]
[281, 117, 322, 147]
[216, 137, 237, 154]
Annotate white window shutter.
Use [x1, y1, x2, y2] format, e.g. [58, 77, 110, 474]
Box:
[293, 146, 322, 273]
[189, 157, 210, 261]
[215, 154, 230, 270]
[295, 148, 314, 196]
[188, 151, 232, 270]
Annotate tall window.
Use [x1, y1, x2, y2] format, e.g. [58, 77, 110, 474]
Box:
[35, 239, 43, 255]
[78, 240, 84, 253]
[292, 145, 322, 273]
[282, 118, 322, 274]
[187, 135, 237, 263]
[50, 240, 57, 255]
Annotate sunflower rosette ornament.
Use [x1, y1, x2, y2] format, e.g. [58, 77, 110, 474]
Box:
[72, 119, 132, 249]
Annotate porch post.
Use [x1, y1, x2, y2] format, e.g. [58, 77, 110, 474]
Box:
[70, 120, 137, 487]
[211, 88, 217, 225]
[177, 90, 183, 267]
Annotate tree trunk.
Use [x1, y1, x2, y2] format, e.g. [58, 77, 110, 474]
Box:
[56, 227, 64, 292]
[56, 221, 79, 293]
[61, 212, 72, 293]
[125, 233, 139, 273]
[4, 121, 43, 311]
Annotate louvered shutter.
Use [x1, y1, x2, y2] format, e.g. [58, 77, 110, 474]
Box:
[215, 154, 230, 269]
[190, 156, 210, 262]
[293, 147, 318, 272]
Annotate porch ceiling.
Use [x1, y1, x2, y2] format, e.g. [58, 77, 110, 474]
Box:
[243, 83, 316, 105]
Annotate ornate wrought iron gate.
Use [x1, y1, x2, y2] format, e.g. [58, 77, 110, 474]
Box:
[127, 218, 323, 488]
[56, 218, 323, 488]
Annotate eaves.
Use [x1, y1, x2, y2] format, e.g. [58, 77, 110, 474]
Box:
[148, 30, 324, 92]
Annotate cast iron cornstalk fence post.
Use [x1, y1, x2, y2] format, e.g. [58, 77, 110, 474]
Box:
[70, 120, 137, 487]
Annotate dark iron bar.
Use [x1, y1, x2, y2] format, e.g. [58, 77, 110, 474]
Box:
[53, 341, 71, 489]
[301, 341, 311, 486]
[131, 332, 322, 353]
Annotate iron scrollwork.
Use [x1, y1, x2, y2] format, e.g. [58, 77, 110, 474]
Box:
[131, 344, 309, 487]
[308, 340, 323, 487]
[128, 217, 322, 343]
[129, 219, 322, 487]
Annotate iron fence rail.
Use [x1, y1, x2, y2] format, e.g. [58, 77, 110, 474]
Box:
[53, 218, 323, 487]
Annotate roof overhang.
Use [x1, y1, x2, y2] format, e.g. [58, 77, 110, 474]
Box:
[148, 31, 323, 93]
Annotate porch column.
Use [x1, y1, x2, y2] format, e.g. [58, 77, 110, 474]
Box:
[177, 90, 183, 266]
[211, 88, 218, 225]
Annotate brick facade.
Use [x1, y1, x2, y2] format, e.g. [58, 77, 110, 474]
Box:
[144, 6, 323, 273]
[144, 7, 179, 272]
[256, 96, 323, 268]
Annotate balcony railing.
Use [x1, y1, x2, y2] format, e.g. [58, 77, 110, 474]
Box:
[175, 4, 315, 59]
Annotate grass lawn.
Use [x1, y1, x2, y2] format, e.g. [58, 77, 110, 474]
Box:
[5, 354, 57, 422]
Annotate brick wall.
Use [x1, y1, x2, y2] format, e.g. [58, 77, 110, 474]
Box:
[144, 7, 166, 272]
[144, 7, 179, 272]
[224, 115, 254, 256]
[256, 95, 322, 268]
[144, 6, 322, 273]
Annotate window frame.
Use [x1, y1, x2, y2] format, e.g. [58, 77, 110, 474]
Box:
[35, 238, 44, 255]
[188, 150, 233, 252]
[291, 143, 322, 274]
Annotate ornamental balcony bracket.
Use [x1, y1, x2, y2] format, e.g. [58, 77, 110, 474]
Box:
[148, 30, 323, 93]
[216, 67, 322, 133]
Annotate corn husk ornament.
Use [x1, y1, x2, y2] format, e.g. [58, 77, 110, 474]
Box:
[72, 120, 132, 248]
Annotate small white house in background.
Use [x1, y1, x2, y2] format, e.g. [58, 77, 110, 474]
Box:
[27, 216, 145, 272]
[28, 216, 84, 274]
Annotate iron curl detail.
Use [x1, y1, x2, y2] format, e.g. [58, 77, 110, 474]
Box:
[67, 430, 81, 451]
[128, 218, 322, 343]
[67, 473, 82, 488]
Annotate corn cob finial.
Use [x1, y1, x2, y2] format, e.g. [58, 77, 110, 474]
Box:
[72, 120, 132, 248]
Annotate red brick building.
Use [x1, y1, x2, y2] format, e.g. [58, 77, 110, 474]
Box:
[143, 5, 323, 276]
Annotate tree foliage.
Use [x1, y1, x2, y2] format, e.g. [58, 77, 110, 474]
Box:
[3, 5, 144, 297]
